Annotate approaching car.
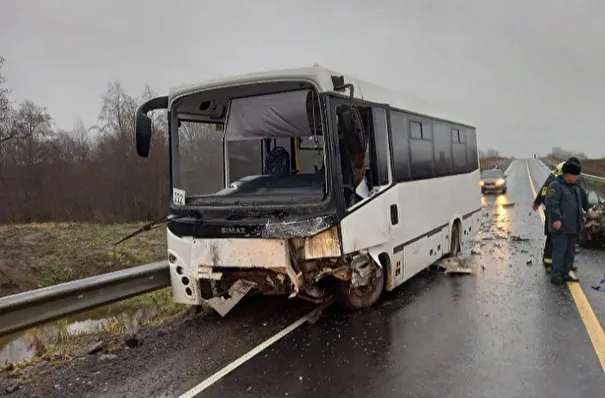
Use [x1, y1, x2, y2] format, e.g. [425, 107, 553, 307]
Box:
[480, 169, 507, 194]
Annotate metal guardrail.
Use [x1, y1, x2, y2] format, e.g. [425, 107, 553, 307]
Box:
[0, 261, 170, 337]
[582, 173, 605, 183]
[541, 158, 605, 183]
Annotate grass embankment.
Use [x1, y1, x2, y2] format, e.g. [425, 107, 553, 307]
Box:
[0, 222, 167, 296]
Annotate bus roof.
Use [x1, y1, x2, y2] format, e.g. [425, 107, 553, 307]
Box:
[169, 65, 474, 128]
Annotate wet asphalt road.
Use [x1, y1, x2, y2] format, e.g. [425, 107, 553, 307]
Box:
[189, 159, 605, 398]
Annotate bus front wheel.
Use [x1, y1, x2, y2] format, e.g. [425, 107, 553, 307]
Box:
[336, 257, 385, 310]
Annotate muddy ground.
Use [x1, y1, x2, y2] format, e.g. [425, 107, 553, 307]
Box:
[0, 222, 166, 297]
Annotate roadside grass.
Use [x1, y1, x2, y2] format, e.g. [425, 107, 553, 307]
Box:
[0, 222, 167, 297]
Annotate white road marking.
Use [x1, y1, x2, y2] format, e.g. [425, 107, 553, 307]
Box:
[178, 303, 331, 398]
[536, 159, 551, 171]
[504, 161, 514, 175]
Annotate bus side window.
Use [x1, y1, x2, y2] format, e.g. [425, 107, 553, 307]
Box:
[370, 107, 390, 186]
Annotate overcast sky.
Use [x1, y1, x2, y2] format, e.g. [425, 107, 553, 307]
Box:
[1, 0, 604, 157]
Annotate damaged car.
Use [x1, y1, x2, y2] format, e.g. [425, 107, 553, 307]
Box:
[579, 190, 605, 248]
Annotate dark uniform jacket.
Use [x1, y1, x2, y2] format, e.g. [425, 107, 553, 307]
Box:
[544, 175, 584, 234]
[533, 162, 589, 211]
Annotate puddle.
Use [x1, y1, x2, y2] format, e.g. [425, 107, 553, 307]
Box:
[0, 304, 162, 365]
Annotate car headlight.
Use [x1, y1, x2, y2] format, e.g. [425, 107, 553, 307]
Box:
[480, 181, 485, 186]
[496, 179, 505, 186]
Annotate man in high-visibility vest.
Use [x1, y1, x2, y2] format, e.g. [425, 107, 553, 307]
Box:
[532, 157, 588, 272]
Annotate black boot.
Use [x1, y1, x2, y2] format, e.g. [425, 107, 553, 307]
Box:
[551, 276, 564, 285]
[563, 274, 579, 282]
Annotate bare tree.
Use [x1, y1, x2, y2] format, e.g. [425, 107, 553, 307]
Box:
[0, 61, 169, 223]
[0, 56, 14, 144]
[549, 147, 588, 161]
[486, 149, 500, 158]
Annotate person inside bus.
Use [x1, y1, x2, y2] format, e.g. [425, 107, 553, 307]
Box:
[337, 113, 370, 206]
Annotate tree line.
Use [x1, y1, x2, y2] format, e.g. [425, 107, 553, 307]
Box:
[548, 147, 588, 161]
[0, 56, 170, 224]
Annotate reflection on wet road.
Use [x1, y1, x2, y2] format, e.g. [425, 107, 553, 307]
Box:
[191, 160, 605, 398]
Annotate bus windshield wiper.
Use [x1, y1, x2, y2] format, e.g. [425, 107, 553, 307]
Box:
[114, 211, 201, 245]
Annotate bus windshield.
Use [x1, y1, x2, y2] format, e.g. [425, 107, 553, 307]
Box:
[172, 89, 328, 207]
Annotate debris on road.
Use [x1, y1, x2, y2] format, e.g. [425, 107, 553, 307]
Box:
[87, 341, 105, 355]
[482, 201, 515, 208]
[307, 310, 322, 325]
[526, 260, 533, 266]
[592, 276, 605, 291]
[510, 235, 529, 242]
[434, 257, 474, 275]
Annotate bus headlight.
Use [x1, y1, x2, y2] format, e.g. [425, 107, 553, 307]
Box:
[303, 227, 341, 260]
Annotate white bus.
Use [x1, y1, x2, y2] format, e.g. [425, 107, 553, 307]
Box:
[135, 66, 482, 316]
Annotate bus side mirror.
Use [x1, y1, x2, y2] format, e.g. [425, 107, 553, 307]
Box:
[135, 96, 168, 158]
[136, 112, 152, 158]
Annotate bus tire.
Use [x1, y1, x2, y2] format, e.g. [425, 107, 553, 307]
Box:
[450, 222, 461, 256]
[337, 262, 384, 310]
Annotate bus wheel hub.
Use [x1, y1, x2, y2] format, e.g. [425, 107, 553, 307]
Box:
[350, 254, 375, 288]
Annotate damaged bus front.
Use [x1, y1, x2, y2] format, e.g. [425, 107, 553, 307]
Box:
[135, 72, 373, 316]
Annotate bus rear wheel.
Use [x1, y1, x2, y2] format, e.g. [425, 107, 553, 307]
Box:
[336, 256, 385, 310]
[450, 222, 461, 256]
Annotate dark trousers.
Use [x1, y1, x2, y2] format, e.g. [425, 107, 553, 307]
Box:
[551, 233, 577, 279]
[543, 215, 553, 264]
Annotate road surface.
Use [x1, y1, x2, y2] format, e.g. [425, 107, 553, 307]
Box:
[3, 159, 605, 398]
